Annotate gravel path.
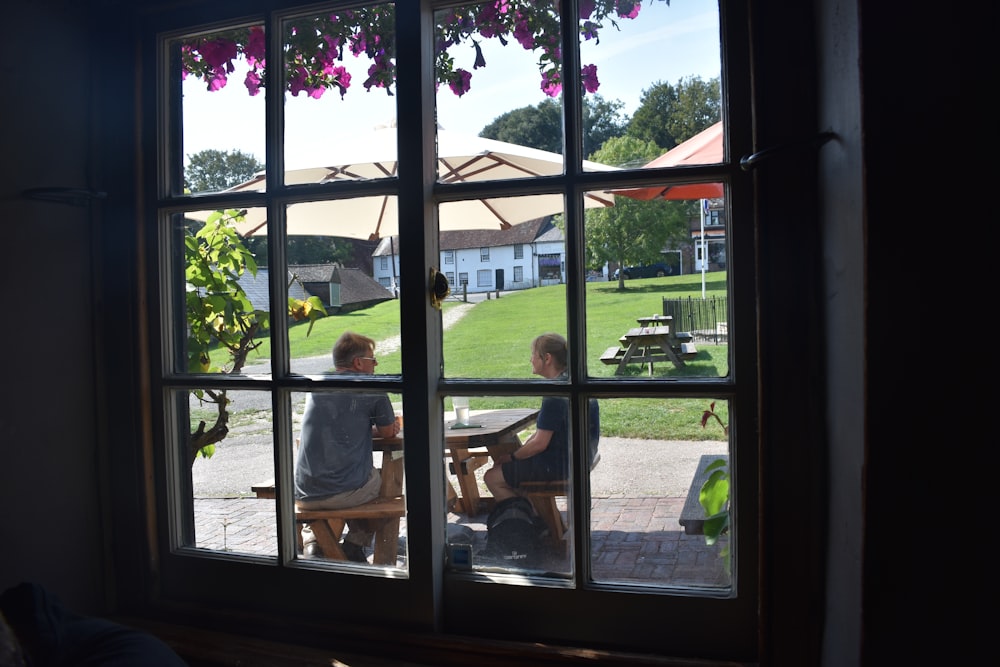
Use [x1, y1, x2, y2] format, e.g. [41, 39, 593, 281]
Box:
[239, 300, 476, 375]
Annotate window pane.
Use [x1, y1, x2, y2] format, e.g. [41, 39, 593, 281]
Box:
[440, 193, 575, 378]
[170, 209, 271, 377]
[285, 222, 400, 374]
[588, 398, 731, 589]
[434, 1, 564, 176]
[583, 189, 729, 379]
[187, 387, 277, 558]
[283, 5, 398, 173]
[579, 0, 722, 172]
[292, 389, 406, 570]
[175, 26, 267, 195]
[444, 393, 577, 579]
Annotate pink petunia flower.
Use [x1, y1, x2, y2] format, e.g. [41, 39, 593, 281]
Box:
[581, 64, 600, 93]
[245, 26, 266, 67]
[448, 68, 472, 96]
[244, 69, 262, 96]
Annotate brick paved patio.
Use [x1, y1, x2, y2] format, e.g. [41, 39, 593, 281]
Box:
[194, 495, 729, 588]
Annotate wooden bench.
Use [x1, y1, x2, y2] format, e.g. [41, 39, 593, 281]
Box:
[250, 479, 405, 565]
[679, 454, 729, 535]
[296, 495, 406, 565]
[518, 480, 569, 547]
[678, 342, 698, 359]
[673, 331, 694, 344]
[600, 346, 625, 364]
[517, 454, 601, 548]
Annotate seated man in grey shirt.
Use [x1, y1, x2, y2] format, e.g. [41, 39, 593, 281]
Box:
[294, 331, 399, 562]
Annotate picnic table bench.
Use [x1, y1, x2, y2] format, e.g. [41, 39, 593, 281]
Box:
[600, 323, 698, 375]
[679, 454, 730, 535]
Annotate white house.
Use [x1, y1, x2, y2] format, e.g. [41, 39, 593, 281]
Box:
[371, 217, 568, 295]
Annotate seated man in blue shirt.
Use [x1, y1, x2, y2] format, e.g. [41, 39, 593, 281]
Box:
[484, 333, 600, 503]
[294, 331, 399, 562]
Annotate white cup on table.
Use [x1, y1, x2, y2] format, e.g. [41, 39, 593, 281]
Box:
[453, 396, 470, 425]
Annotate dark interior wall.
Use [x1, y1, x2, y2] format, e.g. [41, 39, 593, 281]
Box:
[855, 5, 974, 665]
[0, 1, 106, 612]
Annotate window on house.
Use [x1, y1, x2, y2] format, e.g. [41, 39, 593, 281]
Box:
[153, 0, 753, 656]
[514, 244, 524, 259]
[445, 271, 455, 285]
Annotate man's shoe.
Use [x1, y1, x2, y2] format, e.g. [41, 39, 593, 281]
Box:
[341, 541, 369, 563]
[303, 543, 323, 558]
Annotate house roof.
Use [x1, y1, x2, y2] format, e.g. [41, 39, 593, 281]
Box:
[332, 267, 395, 304]
[289, 264, 337, 283]
[238, 268, 310, 312]
[238, 266, 392, 310]
[372, 217, 555, 255]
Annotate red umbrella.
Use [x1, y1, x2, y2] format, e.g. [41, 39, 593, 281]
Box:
[613, 122, 723, 201]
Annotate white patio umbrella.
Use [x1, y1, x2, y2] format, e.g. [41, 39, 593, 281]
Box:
[201, 122, 618, 240]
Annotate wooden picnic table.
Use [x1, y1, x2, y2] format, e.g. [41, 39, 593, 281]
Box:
[636, 314, 674, 328]
[601, 325, 689, 375]
[441, 408, 539, 515]
[252, 408, 539, 517]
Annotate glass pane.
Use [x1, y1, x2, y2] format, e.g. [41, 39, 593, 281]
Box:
[440, 195, 569, 379]
[579, 0, 722, 171]
[281, 213, 401, 375]
[589, 398, 731, 589]
[443, 392, 580, 578]
[292, 389, 406, 570]
[583, 189, 729, 379]
[282, 5, 398, 172]
[188, 387, 277, 558]
[434, 1, 564, 172]
[175, 26, 267, 194]
[171, 210, 271, 376]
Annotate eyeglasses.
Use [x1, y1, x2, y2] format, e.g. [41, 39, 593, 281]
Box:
[357, 356, 377, 363]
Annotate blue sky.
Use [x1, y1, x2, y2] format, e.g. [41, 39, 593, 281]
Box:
[182, 0, 720, 169]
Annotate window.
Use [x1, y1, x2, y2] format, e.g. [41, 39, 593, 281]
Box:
[152, 0, 753, 657]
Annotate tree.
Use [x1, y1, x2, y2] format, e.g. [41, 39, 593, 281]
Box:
[186, 210, 326, 466]
[184, 148, 263, 193]
[627, 76, 721, 149]
[243, 236, 357, 267]
[480, 94, 627, 154]
[584, 136, 690, 289]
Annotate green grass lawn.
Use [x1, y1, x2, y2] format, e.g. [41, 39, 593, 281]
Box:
[236, 272, 730, 440]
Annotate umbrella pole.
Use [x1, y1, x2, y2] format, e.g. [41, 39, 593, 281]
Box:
[700, 199, 707, 299]
[391, 235, 399, 298]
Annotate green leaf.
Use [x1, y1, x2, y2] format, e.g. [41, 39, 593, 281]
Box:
[699, 469, 729, 517]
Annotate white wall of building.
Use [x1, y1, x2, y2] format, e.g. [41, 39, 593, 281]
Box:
[372, 240, 567, 294]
